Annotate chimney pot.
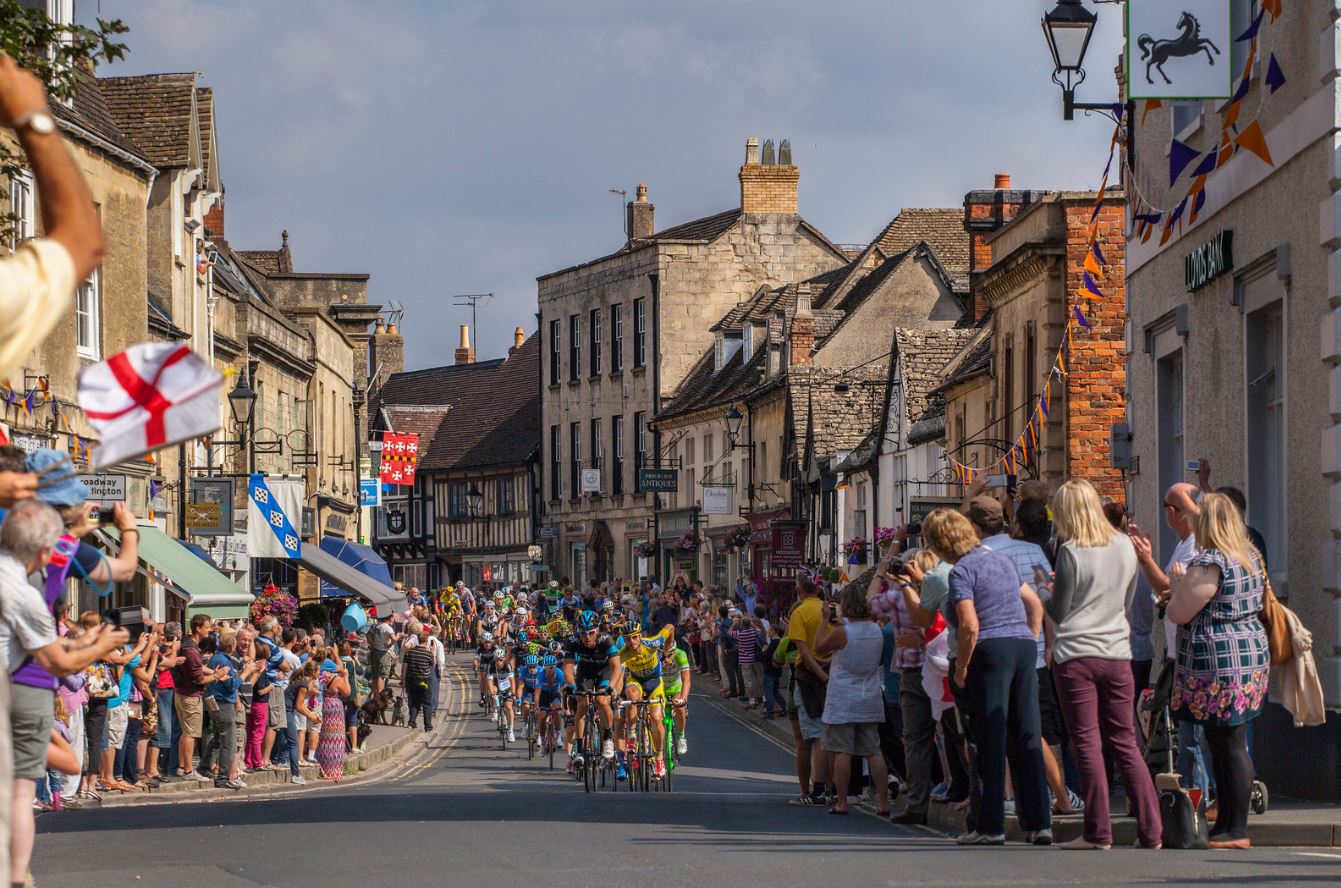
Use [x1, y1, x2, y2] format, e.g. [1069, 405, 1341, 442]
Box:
[387, 323, 398, 336]
[374, 315, 385, 334]
[635, 183, 648, 203]
[995, 173, 1012, 190]
[745, 138, 760, 166]
[454, 324, 475, 365]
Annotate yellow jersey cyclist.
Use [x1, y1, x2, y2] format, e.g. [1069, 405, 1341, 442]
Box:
[661, 642, 691, 757]
[614, 621, 673, 780]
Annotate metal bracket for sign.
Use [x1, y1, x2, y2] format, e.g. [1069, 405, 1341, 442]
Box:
[291, 450, 318, 468]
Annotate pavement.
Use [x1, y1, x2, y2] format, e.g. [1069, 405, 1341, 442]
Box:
[694, 666, 1341, 848]
[27, 655, 1341, 887]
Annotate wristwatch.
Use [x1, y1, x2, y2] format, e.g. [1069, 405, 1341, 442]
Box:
[14, 109, 55, 135]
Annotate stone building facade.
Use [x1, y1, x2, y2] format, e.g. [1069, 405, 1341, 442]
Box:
[1124, 0, 1338, 799]
[537, 139, 848, 586]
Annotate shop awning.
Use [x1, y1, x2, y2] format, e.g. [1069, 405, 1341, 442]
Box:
[299, 542, 400, 610]
[318, 536, 393, 588]
[106, 525, 252, 612]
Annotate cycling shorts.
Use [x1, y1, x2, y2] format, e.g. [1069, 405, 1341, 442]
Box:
[628, 675, 665, 703]
[538, 689, 563, 708]
[575, 662, 611, 691]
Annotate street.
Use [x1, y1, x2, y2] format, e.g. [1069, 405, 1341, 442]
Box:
[29, 659, 1339, 887]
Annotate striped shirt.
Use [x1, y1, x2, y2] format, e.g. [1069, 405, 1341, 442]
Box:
[735, 626, 759, 664]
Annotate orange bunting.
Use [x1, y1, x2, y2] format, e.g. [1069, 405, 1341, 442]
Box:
[1084, 247, 1105, 281]
[1262, 0, 1281, 19]
[1140, 99, 1163, 126]
[1235, 120, 1275, 167]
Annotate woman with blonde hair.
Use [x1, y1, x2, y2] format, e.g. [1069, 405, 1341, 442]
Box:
[1042, 479, 1161, 850]
[917, 508, 1050, 845]
[1167, 492, 1268, 849]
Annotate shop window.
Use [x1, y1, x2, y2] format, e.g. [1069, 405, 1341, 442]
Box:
[1244, 279, 1285, 588]
[1156, 346, 1185, 561]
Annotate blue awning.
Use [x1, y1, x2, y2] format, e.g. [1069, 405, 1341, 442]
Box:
[180, 541, 219, 570]
[318, 536, 394, 598]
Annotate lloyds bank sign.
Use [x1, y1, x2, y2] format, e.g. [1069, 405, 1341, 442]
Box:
[1184, 230, 1233, 292]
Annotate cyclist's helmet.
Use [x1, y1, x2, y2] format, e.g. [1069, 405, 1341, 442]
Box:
[479, 631, 494, 643]
[493, 648, 506, 660]
[620, 621, 643, 638]
[548, 640, 564, 655]
[601, 600, 616, 613]
[542, 655, 558, 668]
[524, 654, 540, 667]
[518, 630, 530, 645]
[524, 618, 537, 628]
[577, 610, 598, 631]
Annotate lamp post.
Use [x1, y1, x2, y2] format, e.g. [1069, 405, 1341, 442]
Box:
[466, 483, 485, 519]
[226, 368, 257, 474]
[724, 405, 755, 514]
[1042, 0, 1134, 166]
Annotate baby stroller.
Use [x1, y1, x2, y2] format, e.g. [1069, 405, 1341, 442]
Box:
[1140, 662, 1268, 816]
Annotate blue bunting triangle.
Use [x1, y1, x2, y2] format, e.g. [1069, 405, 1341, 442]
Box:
[1236, 7, 1265, 43]
[1170, 138, 1200, 186]
[1232, 70, 1252, 103]
[1072, 305, 1092, 330]
[1192, 189, 1207, 217]
[1192, 151, 1218, 178]
[1265, 54, 1286, 94]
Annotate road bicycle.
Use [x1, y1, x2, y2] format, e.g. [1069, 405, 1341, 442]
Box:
[523, 700, 539, 760]
[659, 699, 685, 793]
[572, 690, 615, 793]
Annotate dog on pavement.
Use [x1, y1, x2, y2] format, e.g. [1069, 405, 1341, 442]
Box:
[360, 688, 395, 726]
[391, 693, 408, 727]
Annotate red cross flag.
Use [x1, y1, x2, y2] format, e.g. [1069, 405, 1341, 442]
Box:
[77, 342, 223, 470]
[379, 431, 419, 485]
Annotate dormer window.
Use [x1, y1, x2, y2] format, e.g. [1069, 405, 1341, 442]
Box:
[714, 331, 743, 373]
[742, 324, 756, 363]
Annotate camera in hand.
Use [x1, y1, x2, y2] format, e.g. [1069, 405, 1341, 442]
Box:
[887, 555, 910, 578]
[96, 507, 115, 525]
[106, 605, 149, 641]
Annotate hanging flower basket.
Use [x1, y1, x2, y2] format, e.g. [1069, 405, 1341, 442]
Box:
[724, 525, 752, 552]
[676, 529, 701, 554]
[874, 526, 899, 553]
[249, 582, 299, 630]
[634, 539, 658, 559]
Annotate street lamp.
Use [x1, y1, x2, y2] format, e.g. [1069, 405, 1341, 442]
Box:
[723, 405, 755, 514]
[467, 484, 484, 518]
[225, 367, 257, 473]
[1042, 0, 1112, 122]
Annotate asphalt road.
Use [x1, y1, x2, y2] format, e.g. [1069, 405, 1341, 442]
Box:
[32, 658, 1341, 887]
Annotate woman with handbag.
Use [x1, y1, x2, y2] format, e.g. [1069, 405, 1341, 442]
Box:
[1167, 493, 1270, 850]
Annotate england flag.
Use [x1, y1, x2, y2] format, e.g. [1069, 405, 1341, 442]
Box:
[77, 342, 223, 469]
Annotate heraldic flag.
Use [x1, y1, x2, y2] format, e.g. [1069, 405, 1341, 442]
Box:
[77, 342, 223, 470]
[248, 475, 304, 559]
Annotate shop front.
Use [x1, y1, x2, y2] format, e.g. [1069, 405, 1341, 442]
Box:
[105, 524, 253, 620]
[461, 553, 534, 590]
[656, 507, 699, 582]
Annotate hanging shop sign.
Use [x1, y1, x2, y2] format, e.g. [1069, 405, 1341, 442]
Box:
[1127, 0, 1233, 100]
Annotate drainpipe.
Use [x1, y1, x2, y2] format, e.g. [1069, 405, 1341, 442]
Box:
[648, 272, 661, 584]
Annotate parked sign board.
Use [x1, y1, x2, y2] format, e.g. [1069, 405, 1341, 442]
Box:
[701, 486, 731, 515]
[1126, 0, 1232, 100]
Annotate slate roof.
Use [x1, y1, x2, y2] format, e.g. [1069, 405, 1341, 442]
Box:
[52, 69, 152, 168]
[99, 73, 198, 168]
[933, 326, 992, 394]
[790, 364, 889, 465]
[894, 327, 978, 427]
[873, 208, 970, 292]
[648, 209, 742, 243]
[377, 335, 540, 472]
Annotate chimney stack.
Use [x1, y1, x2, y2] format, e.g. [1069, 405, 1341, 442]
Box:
[627, 183, 654, 242]
[455, 324, 475, 365]
[964, 172, 1037, 321]
[789, 288, 815, 368]
[740, 136, 799, 215]
[510, 326, 525, 354]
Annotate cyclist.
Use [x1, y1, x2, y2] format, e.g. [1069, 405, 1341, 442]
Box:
[562, 610, 621, 772]
[560, 586, 582, 623]
[661, 639, 692, 756]
[517, 653, 543, 740]
[473, 630, 499, 703]
[457, 583, 477, 643]
[486, 646, 517, 742]
[614, 621, 673, 779]
[530, 654, 566, 756]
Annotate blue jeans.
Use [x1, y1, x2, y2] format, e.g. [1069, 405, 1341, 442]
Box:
[763, 673, 785, 715]
[276, 706, 300, 776]
[155, 687, 180, 773]
[114, 716, 142, 783]
[1177, 721, 1214, 797]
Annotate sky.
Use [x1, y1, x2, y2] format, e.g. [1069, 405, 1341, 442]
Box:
[89, 0, 1125, 369]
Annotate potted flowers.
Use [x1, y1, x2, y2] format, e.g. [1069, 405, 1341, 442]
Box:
[842, 537, 869, 565]
[634, 539, 658, 559]
[874, 526, 900, 554]
[676, 528, 701, 554]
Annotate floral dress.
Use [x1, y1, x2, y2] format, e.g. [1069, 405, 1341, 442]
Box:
[317, 672, 346, 780]
[1170, 549, 1269, 727]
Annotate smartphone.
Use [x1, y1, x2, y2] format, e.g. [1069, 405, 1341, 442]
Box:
[1186, 460, 1202, 473]
[96, 507, 115, 525]
[986, 474, 1017, 491]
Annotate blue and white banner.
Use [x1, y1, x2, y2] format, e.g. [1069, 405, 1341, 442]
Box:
[247, 474, 303, 559]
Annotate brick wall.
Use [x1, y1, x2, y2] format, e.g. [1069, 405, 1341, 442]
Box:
[1064, 200, 1125, 501]
[964, 175, 1040, 321]
[204, 201, 224, 240]
[740, 164, 799, 215]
